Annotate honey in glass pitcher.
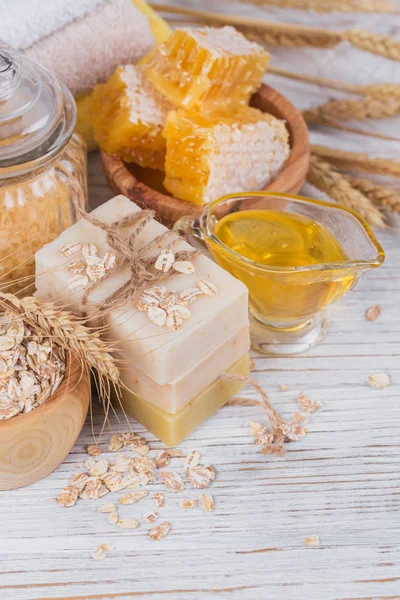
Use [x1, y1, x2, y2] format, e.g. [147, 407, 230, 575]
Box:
[184, 192, 385, 355]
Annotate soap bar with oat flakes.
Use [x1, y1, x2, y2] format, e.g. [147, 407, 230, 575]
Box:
[35, 195, 248, 386]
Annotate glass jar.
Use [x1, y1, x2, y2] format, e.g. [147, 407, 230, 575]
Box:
[0, 41, 87, 294]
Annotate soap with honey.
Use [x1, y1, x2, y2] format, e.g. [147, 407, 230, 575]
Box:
[163, 107, 290, 205]
[91, 65, 173, 169]
[139, 26, 270, 111]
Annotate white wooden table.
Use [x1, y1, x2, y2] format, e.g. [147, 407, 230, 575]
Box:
[1, 4, 400, 599]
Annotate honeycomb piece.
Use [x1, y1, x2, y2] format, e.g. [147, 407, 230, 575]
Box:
[163, 107, 290, 206]
[92, 65, 173, 169]
[139, 26, 270, 111]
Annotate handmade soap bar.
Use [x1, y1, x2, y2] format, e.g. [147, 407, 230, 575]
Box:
[163, 107, 290, 205]
[35, 195, 248, 385]
[140, 26, 270, 111]
[119, 325, 249, 414]
[92, 65, 173, 169]
[119, 353, 250, 447]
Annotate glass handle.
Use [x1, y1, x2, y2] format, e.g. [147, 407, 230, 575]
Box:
[173, 215, 207, 250]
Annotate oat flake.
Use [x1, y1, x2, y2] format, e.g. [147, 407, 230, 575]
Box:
[152, 492, 165, 508]
[184, 450, 201, 472]
[200, 494, 215, 512]
[149, 521, 171, 541]
[119, 491, 148, 505]
[117, 518, 138, 530]
[368, 373, 390, 388]
[305, 534, 320, 546]
[159, 470, 184, 492]
[366, 305, 381, 321]
[87, 444, 102, 457]
[143, 512, 159, 523]
[179, 499, 198, 509]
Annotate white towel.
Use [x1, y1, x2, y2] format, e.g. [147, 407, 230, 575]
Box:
[0, 0, 107, 50]
[25, 0, 154, 96]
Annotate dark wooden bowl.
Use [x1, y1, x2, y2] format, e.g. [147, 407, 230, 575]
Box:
[101, 84, 310, 226]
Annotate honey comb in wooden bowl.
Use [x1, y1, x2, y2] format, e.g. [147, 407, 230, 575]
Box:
[0, 354, 90, 491]
[101, 84, 310, 226]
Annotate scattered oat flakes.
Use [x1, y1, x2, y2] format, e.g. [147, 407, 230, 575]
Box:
[119, 491, 148, 505]
[70, 472, 90, 491]
[368, 373, 390, 388]
[149, 521, 171, 541]
[114, 454, 135, 473]
[305, 534, 320, 546]
[197, 279, 218, 296]
[166, 310, 184, 331]
[108, 433, 123, 452]
[107, 511, 118, 525]
[294, 412, 307, 424]
[298, 392, 321, 414]
[79, 479, 109, 500]
[187, 465, 214, 489]
[83, 457, 96, 470]
[279, 422, 307, 442]
[59, 242, 82, 256]
[98, 503, 117, 513]
[102, 470, 123, 492]
[159, 470, 184, 492]
[117, 518, 138, 530]
[180, 287, 203, 304]
[366, 304, 381, 321]
[200, 494, 215, 512]
[90, 458, 109, 477]
[68, 261, 86, 274]
[147, 306, 167, 327]
[179, 499, 198, 509]
[134, 444, 150, 456]
[86, 444, 102, 457]
[152, 492, 165, 508]
[184, 450, 201, 472]
[173, 260, 195, 274]
[154, 451, 171, 469]
[91, 544, 110, 561]
[155, 249, 175, 272]
[58, 485, 79, 508]
[248, 421, 263, 436]
[254, 427, 274, 446]
[280, 384, 289, 392]
[134, 455, 156, 474]
[143, 512, 159, 523]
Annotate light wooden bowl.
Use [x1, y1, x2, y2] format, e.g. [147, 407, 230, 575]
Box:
[0, 354, 90, 491]
[101, 84, 310, 225]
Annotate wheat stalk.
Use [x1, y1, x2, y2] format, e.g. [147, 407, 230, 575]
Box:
[344, 29, 400, 61]
[242, 0, 399, 13]
[152, 4, 400, 61]
[311, 145, 400, 177]
[344, 176, 400, 214]
[303, 95, 400, 124]
[270, 68, 400, 99]
[0, 293, 120, 383]
[307, 155, 386, 227]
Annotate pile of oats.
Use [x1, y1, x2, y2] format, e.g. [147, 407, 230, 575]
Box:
[135, 248, 218, 331]
[58, 242, 116, 289]
[56, 433, 216, 553]
[0, 311, 65, 420]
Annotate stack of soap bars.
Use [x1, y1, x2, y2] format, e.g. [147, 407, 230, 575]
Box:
[35, 195, 250, 446]
[92, 26, 290, 205]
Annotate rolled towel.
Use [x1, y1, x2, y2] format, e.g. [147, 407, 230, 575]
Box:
[25, 0, 154, 97]
[0, 0, 107, 51]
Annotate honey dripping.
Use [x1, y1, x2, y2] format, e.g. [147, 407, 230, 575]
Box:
[213, 210, 355, 325]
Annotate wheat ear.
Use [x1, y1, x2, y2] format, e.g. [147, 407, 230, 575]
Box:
[0, 293, 119, 383]
[303, 96, 400, 124]
[344, 176, 400, 215]
[307, 156, 386, 228]
[242, 0, 399, 13]
[311, 146, 400, 178]
[153, 4, 400, 61]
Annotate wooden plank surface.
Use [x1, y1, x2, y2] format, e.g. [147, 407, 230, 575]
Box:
[1, 3, 400, 599]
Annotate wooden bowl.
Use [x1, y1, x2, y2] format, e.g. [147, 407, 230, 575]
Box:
[0, 354, 90, 491]
[101, 84, 310, 226]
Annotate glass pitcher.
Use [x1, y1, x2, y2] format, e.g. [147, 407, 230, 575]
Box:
[176, 192, 385, 355]
[0, 41, 87, 295]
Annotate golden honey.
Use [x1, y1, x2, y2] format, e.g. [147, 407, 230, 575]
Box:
[212, 209, 355, 325]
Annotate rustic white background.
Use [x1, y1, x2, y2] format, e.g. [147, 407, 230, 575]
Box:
[1, 2, 400, 599]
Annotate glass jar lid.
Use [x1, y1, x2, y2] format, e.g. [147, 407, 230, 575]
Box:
[0, 40, 76, 174]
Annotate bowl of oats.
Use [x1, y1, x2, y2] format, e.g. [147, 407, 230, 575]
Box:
[0, 310, 90, 490]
